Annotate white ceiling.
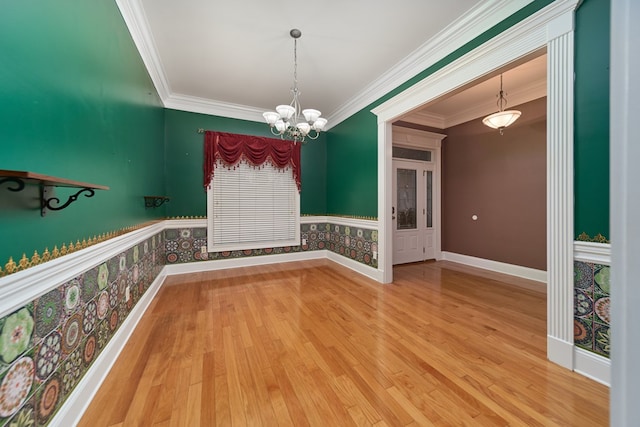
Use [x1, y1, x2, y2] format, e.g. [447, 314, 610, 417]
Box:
[117, 0, 538, 129]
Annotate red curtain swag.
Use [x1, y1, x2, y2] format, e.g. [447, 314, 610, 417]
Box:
[203, 131, 301, 192]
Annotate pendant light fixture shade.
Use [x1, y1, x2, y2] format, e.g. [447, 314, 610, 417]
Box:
[482, 74, 521, 135]
[482, 110, 522, 129]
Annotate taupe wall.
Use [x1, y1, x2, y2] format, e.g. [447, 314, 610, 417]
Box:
[442, 97, 546, 270]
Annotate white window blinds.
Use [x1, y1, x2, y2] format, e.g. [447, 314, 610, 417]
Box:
[207, 159, 300, 252]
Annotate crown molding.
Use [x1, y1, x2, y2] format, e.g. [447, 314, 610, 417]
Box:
[392, 126, 447, 149]
[327, 0, 534, 126]
[117, 0, 532, 128]
[164, 94, 266, 123]
[399, 110, 446, 129]
[116, 0, 171, 101]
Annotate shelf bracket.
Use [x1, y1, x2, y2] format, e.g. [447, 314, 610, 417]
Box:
[0, 177, 26, 192]
[1, 170, 108, 217]
[40, 185, 97, 216]
[144, 196, 170, 208]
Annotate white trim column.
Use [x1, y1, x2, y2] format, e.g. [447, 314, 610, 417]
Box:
[545, 23, 576, 369]
[378, 121, 393, 283]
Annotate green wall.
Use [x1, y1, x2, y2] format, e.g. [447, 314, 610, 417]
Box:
[163, 109, 326, 217]
[325, 0, 554, 219]
[574, 0, 610, 240]
[325, 110, 378, 216]
[0, 1, 165, 264]
[325, 0, 610, 239]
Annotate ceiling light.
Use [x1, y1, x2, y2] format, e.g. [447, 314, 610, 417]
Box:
[482, 74, 521, 135]
[263, 29, 326, 143]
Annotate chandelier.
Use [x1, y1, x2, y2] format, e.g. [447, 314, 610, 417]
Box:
[482, 74, 521, 135]
[263, 29, 327, 143]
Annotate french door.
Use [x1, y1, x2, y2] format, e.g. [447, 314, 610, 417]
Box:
[392, 159, 435, 264]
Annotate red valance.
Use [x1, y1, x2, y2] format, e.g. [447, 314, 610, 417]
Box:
[203, 131, 301, 192]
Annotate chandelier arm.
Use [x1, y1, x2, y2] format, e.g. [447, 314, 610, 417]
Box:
[306, 130, 320, 140]
[268, 126, 282, 137]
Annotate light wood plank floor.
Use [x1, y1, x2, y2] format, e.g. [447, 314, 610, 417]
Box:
[79, 259, 609, 426]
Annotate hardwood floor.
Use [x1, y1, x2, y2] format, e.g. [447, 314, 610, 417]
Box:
[78, 259, 609, 426]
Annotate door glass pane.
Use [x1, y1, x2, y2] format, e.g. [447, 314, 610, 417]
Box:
[397, 168, 416, 230]
[426, 170, 433, 228]
[392, 147, 432, 161]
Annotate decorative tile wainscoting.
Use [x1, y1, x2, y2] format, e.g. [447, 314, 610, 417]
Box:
[0, 225, 166, 427]
[573, 241, 612, 385]
[164, 217, 379, 271]
[574, 261, 610, 358]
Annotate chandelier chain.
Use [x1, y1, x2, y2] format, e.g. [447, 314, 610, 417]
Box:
[497, 74, 507, 111]
[293, 38, 298, 94]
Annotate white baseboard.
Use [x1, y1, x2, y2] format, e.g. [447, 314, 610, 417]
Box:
[441, 251, 547, 283]
[326, 251, 383, 282]
[164, 249, 383, 283]
[574, 347, 611, 386]
[163, 250, 325, 276]
[301, 215, 378, 229]
[50, 269, 167, 427]
[547, 335, 574, 370]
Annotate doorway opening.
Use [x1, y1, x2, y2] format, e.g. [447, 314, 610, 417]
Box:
[391, 53, 547, 271]
[373, 3, 579, 369]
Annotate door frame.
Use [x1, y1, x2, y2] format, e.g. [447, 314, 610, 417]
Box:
[372, 0, 580, 369]
[391, 127, 444, 262]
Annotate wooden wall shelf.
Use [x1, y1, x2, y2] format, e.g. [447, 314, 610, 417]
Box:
[0, 169, 109, 216]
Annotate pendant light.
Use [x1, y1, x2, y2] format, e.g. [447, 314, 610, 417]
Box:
[263, 29, 327, 143]
[482, 74, 521, 135]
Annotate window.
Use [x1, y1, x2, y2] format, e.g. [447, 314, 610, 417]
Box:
[203, 131, 302, 253]
[207, 160, 300, 252]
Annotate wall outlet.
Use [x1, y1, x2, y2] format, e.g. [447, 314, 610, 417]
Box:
[201, 246, 207, 254]
[125, 286, 130, 302]
[373, 251, 377, 260]
[302, 238, 307, 245]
